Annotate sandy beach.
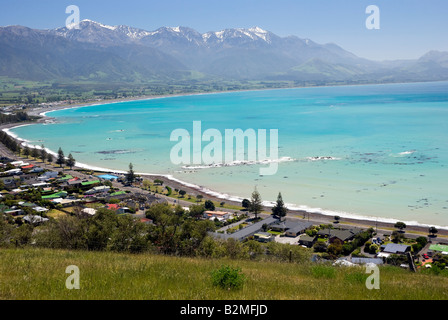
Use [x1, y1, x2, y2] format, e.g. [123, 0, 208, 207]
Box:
[2, 96, 448, 237]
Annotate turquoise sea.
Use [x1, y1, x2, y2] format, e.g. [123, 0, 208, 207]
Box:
[10, 82, 448, 228]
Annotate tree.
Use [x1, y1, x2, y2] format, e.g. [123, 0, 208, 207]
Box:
[126, 163, 135, 184]
[188, 204, 206, 219]
[66, 153, 76, 170]
[178, 190, 186, 198]
[272, 192, 287, 219]
[249, 188, 263, 219]
[369, 243, 379, 254]
[23, 146, 30, 158]
[429, 226, 438, 237]
[394, 221, 407, 233]
[391, 230, 404, 243]
[204, 200, 215, 211]
[47, 153, 53, 164]
[56, 147, 65, 168]
[334, 216, 341, 224]
[31, 147, 39, 159]
[328, 238, 343, 256]
[196, 195, 203, 202]
[241, 199, 250, 211]
[40, 145, 47, 163]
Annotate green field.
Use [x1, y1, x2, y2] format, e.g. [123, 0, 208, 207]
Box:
[0, 248, 447, 300]
[0, 76, 298, 108]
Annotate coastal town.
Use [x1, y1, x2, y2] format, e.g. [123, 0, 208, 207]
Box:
[1, 112, 447, 272]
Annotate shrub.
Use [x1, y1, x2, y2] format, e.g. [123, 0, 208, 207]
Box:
[211, 265, 245, 290]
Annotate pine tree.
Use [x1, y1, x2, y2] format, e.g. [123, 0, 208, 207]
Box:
[66, 153, 76, 170]
[56, 147, 65, 168]
[31, 147, 39, 159]
[249, 187, 263, 220]
[47, 153, 53, 164]
[40, 145, 47, 163]
[126, 163, 135, 184]
[23, 146, 30, 158]
[272, 192, 287, 219]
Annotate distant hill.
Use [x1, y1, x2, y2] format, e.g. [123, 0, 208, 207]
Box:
[1, 20, 448, 83]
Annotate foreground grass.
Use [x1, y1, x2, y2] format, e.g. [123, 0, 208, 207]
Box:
[0, 248, 447, 300]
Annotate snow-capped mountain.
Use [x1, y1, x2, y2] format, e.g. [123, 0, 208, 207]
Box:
[1, 19, 447, 83]
[52, 20, 279, 47]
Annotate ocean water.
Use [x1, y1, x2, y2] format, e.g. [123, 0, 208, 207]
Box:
[10, 82, 448, 228]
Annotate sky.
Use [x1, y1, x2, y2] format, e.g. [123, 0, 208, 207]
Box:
[1, 0, 447, 61]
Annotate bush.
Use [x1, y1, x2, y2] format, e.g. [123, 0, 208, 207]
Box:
[211, 265, 245, 290]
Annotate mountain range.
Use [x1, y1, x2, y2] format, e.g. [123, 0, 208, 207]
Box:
[1, 19, 447, 83]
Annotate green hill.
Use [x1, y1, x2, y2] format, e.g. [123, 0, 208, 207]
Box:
[0, 248, 446, 300]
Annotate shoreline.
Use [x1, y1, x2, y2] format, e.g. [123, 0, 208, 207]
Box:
[3, 89, 448, 233]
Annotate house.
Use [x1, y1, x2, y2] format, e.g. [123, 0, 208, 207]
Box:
[0, 177, 18, 190]
[317, 227, 362, 243]
[18, 173, 40, 182]
[106, 190, 128, 200]
[81, 208, 97, 216]
[351, 257, 384, 265]
[63, 178, 82, 190]
[42, 191, 68, 200]
[254, 232, 274, 243]
[204, 210, 232, 221]
[106, 203, 120, 211]
[57, 174, 73, 182]
[4, 209, 24, 216]
[379, 243, 411, 257]
[3, 168, 22, 176]
[298, 234, 316, 248]
[140, 218, 153, 225]
[81, 180, 101, 188]
[30, 182, 50, 189]
[269, 220, 313, 236]
[211, 216, 279, 241]
[29, 167, 44, 173]
[117, 207, 131, 214]
[38, 171, 58, 181]
[18, 202, 48, 213]
[10, 160, 27, 167]
[23, 215, 49, 225]
[52, 198, 80, 207]
[284, 221, 314, 237]
[85, 185, 110, 195]
[270, 220, 296, 232]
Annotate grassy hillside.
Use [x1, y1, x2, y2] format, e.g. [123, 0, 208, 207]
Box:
[0, 248, 447, 300]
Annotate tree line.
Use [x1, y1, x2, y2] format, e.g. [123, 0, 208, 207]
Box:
[0, 132, 76, 169]
[0, 111, 34, 125]
[0, 203, 311, 263]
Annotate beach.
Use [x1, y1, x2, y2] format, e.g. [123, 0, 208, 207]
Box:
[2, 88, 448, 236]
